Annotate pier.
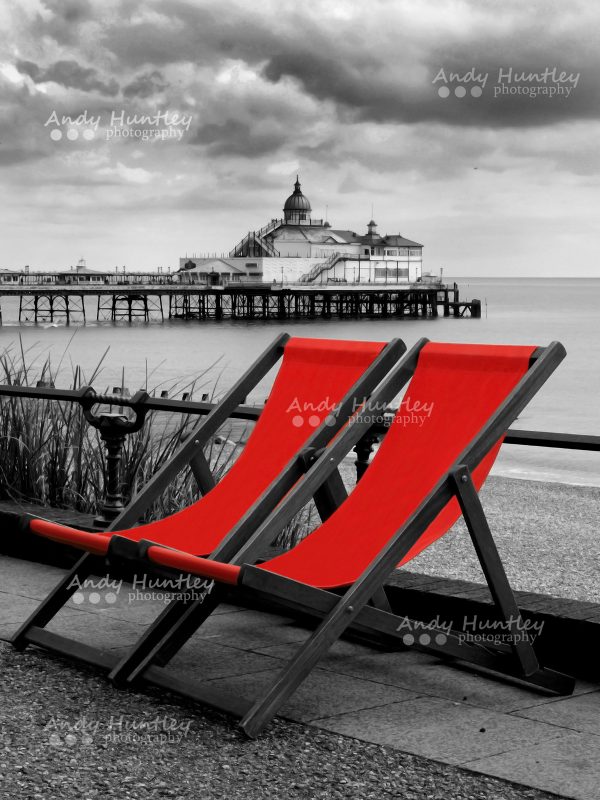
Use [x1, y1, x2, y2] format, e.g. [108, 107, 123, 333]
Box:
[0, 283, 480, 324]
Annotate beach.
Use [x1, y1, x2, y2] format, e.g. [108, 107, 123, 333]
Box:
[407, 475, 600, 603]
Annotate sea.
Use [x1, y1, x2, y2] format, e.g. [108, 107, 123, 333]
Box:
[0, 277, 599, 487]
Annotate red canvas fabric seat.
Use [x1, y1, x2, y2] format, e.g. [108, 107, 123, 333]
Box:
[29, 337, 387, 555]
[259, 342, 535, 587]
[147, 343, 535, 587]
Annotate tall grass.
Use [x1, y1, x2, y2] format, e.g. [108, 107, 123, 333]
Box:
[0, 337, 246, 521]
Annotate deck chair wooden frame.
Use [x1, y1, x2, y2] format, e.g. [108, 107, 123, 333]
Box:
[12, 340, 575, 737]
[11, 333, 406, 656]
[85, 339, 574, 738]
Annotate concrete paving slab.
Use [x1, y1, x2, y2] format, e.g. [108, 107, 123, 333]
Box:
[0, 593, 40, 627]
[260, 641, 594, 711]
[465, 731, 600, 800]
[512, 690, 600, 734]
[46, 609, 147, 649]
[193, 608, 310, 649]
[257, 639, 439, 664]
[169, 639, 284, 681]
[335, 656, 596, 712]
[0, 595, 95, 640]
[0, 593, 49, 640]
[315, 696, 568, 765]
[255, 636, 376, 659]
[205, 667, 419, 722]
[258, 639, 438, 686]
[0, 555, 66, 600]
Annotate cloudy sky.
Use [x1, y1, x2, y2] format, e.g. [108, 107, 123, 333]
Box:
[0, 0, 598, 276]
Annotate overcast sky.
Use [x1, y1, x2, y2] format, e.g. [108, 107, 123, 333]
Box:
[0, 0, 598, 276]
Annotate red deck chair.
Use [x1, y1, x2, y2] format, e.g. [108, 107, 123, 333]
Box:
[90, 339, 573, 736]
[11, 334, 406, 662]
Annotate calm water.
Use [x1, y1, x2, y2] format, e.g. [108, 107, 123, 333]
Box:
[1, 278, 599, 485]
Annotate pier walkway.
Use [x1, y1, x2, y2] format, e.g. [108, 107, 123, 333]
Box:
[0, 284, 480, 324]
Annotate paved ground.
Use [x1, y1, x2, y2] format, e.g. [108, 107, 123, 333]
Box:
[1, 555, 599, 799]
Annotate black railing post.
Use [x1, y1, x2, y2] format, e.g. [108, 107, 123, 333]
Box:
[82, 390, 149, 528]
[353, 430, 380, 481]
[94, 419, 128, 526]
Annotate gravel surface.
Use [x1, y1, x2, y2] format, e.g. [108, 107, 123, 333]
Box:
[0, 642, 567, 800]
[408, 476, 600, 603]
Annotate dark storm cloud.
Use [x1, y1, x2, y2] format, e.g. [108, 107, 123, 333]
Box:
[16, 59, 119, 96]
[94, 1, 600, 129]
[14, 0, 599, 133]
[262, 39, 598, 129]
[190, 120, 287, 157]
[123, 70, 169, 98]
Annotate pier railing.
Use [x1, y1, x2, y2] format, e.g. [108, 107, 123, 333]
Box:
[0, 382, 597, 528]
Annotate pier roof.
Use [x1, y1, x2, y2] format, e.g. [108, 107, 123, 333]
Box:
[328, 230, 423, 248]
[381, 235, 423, 248]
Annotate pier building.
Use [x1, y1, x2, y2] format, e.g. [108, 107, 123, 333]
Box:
[178, 178, 424, 286]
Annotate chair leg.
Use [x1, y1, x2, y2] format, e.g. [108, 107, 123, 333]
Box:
[109, 588, 223, 685]
[240, 589, 365, 737]
[313, 469, 347, 522]
[149, 590, 223, 669]
[11, 553, 101, 650]
[450, 466, 541, 677]
[369, 587, 392, 613]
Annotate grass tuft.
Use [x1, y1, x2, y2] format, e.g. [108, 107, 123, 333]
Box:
[0, 339, 246, 521]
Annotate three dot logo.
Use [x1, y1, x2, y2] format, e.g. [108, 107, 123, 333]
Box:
[48, 729, 94, 748]
[72, 589, 118, 605]
[49, 126, 96, 142]
[437, 85, 483, 99]
[46, 719, 96, 748]
[291, 413, 337, 429]
[402, 632, 448, 647]
[68, 577, 122, 606]
[433, 68, 488, 100]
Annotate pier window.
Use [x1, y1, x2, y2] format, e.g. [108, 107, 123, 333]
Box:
[374, 267, 409, 280]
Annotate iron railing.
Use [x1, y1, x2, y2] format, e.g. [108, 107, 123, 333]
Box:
[0, 382, 597, 526]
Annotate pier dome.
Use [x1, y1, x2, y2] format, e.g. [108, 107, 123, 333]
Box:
[283, 176, 311, 222]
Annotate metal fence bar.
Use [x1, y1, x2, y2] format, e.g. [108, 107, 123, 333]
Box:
[503, 430, 600, 451]
[1, 383, 599, 451]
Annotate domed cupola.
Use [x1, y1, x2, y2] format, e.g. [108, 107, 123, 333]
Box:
[283, 176, 312, 222]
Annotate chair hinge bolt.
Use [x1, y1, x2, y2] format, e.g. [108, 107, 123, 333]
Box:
[461, 474, 468, 483]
